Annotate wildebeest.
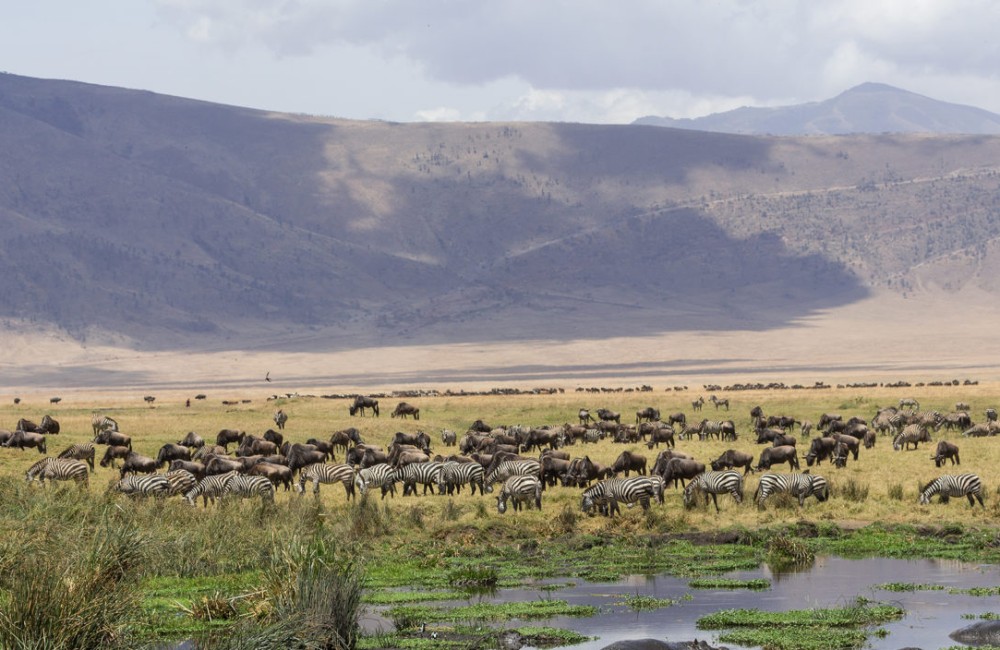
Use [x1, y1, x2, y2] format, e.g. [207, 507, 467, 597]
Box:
[817, 413, 842, 431]
[15, 418, 42, 433]
[169, 460, 206, 480]
[899, 398, 920, 410]
[263, 428, 284, 448]
[578, 409, 594, 425]
[540, 455, 573, 488]
[659, 458, 705, 488]
[273, 409, 288, 430]
[100, 445, 132, 468]
[805, 437, 838, 466]
[611, 450, 647, 477]
[156, 443, 192, 468]
[238, 437, 279, 458]
[94, 429, 132, 450]
[831, 433, 861, 461]
[643, 423, 675, 449]
[177, 431, 205, 449]
[3, 430, 47, 454]
[596, 408, 621, 423]
[349, 396, 380, 417]
[391, 402, 420, 420]
[710, 449, 755, 475]
[329, 427, 362, 453]
[635, 407, 660, 424]
[119, 451, 159, 479]
[756, 445, 799, 471]
[215, 429, 245, 451]
[931, 440, 960, 467]
[247, 462, 294, 491]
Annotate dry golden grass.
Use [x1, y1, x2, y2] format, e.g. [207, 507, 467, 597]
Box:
[3, 384, 999, 534]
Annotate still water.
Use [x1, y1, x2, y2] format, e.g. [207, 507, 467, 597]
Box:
[364, 557, 999, 650]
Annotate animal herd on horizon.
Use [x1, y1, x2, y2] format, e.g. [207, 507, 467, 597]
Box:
[3, 392, 994, 515]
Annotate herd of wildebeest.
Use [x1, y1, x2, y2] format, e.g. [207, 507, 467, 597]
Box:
[4, 392, 997, 514]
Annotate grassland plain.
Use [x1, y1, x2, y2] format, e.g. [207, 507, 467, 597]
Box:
[1, 384, 999, 647]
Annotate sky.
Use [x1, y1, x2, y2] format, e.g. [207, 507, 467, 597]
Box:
[3, 1, 1000, 124]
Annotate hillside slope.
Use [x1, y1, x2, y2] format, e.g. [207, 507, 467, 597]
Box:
[2, 73, 1000, 353]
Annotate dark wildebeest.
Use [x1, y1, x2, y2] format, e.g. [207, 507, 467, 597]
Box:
[596, 408, 621, 423]
[156, 443, 192, 468]
[756, 445, 799, 471]
[263, 428, 284, 448]
[178, 431, 205, 449]
[330, 428, 362, 453]
[659, 458, 705, 488]
[169, 460, 206, 480]
[305, 438, 335, 459]
[247, 462, 294, 491]
[360, 447, 389, 469]
[391, 402, 420, 420]
[578, 409, 594, 425]
[635, 407, 660, 424]
[94, 429, 132, 450]
[193, 444, 226, 461]
[392, 431, 431, 451]
[818, 413, 842, 431]
[215, 429, 245, 451]
[0, 430, 13, 446]
[644, 424, 675, 449]
[522, 428, 563, 452]
[651, 450, 693, 477]
[562, 456, 613, 488]
[15, 418, 43, 433]
[710, 449, 755, 475]
[805, 437, 838, 466]
[767, 415, 799, 433]
[611, 450, 647, 477]
[4, 430, 47, 454]
[237, 437, 279, 458]
[349, 396, 380, 417]
[119, 451, 158, 479]
[666, 412, 686, 428]
[100, 445, 132, 468]
[831, 433, 861, 461]
[540, 455, 573, 488]
[931, 440, 960, 467]
[204, 455, 245, 476]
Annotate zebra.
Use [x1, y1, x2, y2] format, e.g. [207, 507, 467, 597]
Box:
[682, 470, 744, 512]
[225, 474, 276, 504]
[57, 442, 96, 472]
[185, 472, 238, 506]
[438, 461, 487, 496]
[919, 474, 984, 507]
[893, 424, 931, 451]
[709, 395, 730, 410]
[754, 473, 829, 508]
[581, 476, 659, 517]
[394, 461, 444, 496]
[986, 408, 998, 422]
[25, 457, 89, 488]
[91, 414, 119, 436]
[496, 475, 542, 514]
[296, 463, 356, 499]
[111, 474, 172, 498]
[164, 469, 199, 496]
[273, 409, 288, 430]
[484, 459, 540, 486]
[355, 464, 398, 499]
[899, 398, 920, 410]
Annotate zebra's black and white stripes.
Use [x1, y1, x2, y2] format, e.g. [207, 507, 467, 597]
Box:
[91, 414, 119, 436]
[355, 464, 398, 499]
[893, 425, 930, 451]
[186, 472, 238, 506]
[297, 463, 356, 499]
[25, 457, 89, 488]
[226, 474, 276, 503]
[57, 442, 96, 472]
[581, 476, 660, 517]
[496, 475, 542, 514]
[754, 473, 829, 507]
[683, 470, 744, 512]
[919, 474, 984, 507]
[394, 462, 444, 496]
[112, 474, 172, 498]
[485, 459, 540, 486]
[438, 461, 487, 496]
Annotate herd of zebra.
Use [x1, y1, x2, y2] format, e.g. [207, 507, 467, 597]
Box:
[8, 397, 992, 515]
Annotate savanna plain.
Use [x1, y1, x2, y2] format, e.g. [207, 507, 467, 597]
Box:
[2, 384, 999, 650]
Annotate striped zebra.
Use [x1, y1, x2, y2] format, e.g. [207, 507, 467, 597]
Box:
[485, 459, 541, 486]
[919, 474, 984, 507]
[185, 472, 238, 507]
[581, 476, 659, 517]
[225, 474, 276, 504]
[355, 463, 398, 499]
[893, 424, 931, 451]
[273, 409, 288, 430]
[496, 475, 542, 514]
[57, 442, 96, 472]
[438, 461, 487, 496]
[164, 469, 199, 496]
[296, 463, 356, 499]
[111, 474, 172, 498]
[394, 461, 444, 496]
[25, 457, 89, 488]
[91, 414, 119, 436]
[754, 473, 829, 508]
[683, 470, 744, 512]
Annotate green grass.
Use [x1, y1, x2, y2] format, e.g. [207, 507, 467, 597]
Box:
[387, 600, 598, 628]
[613, 593, 686, 611]
[688, 577, 771, 590]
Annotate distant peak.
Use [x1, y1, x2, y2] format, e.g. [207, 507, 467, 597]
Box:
[845, 82, 903, 93]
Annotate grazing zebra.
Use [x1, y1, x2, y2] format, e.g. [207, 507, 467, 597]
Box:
[919, 474, 984, 507]
[185, 472, 238, 507]
[111, 474, 172, 498]
[296, 463, 356, 499]
[754, 473, 829, 508]
[682, 470, 744, 512]
[355, 464, 398, 499]
[438, 461, 487, 496]
[164, 469, 199, 496]
[273, 409, 288, 430]
[893, 424, 931, 451]
[394, 461, 444, 496]
[484, 459, 541, 486]
[496, 475, 542, 514]
[91, 414, 119, 436]
[225, 474, 276, 504]
[25, 457, 89, 488]
[57, 442, 96, 472]
[581, 476, 659, 517]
